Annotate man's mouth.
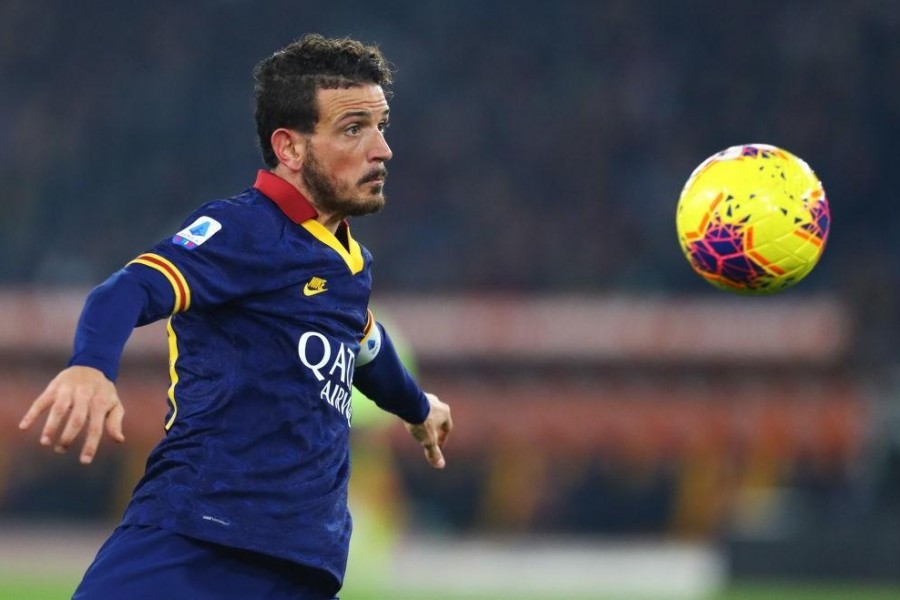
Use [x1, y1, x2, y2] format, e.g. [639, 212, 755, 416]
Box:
[360, 169, 387, 185]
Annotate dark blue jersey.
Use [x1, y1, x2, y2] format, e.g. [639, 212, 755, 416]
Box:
[118, 171, 376, 586]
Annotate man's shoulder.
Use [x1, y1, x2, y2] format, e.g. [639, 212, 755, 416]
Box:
[180, 189, 284, 240]
[189, 188, 277, 225]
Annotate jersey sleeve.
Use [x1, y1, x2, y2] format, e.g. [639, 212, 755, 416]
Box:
[67, 266, 180, 381]
[125, 203, 283, 311]
[353, 318, 431, 424]
[68, 202, 283, 382]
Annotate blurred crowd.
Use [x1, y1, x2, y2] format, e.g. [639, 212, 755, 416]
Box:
[2, 2, 898, 306]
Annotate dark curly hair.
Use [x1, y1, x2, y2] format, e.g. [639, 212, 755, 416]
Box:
[253, 34, 393, 167]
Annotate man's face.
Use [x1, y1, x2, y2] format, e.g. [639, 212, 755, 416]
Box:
[302, 84, 392, 218]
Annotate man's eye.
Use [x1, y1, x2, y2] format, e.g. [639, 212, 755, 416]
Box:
[378, 121, 390, 132]
[346, 124, 361, 135]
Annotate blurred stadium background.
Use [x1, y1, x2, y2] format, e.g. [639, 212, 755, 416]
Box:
[2, 1, 899, 598]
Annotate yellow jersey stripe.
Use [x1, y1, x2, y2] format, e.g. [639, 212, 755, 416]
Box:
[360, 309, 375, 343]
[300, 220, 365, 274]
[129, 258, 183, 313]
[165, 318, 179, 430]
[143, 253, 192, 311]
[127, 253, 192, 312]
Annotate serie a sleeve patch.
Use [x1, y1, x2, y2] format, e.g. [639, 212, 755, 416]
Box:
[356, 310, 383, 367]
[172, 216, 222, 249]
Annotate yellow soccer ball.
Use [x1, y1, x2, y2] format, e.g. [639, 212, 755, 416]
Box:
[676, 144, 830, 294]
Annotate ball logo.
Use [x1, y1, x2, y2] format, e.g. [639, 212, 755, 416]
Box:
[297, 331, 355, 424]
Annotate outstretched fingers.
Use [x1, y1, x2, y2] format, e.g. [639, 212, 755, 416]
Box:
[423, 434, 446, 469]
[411, 393, 452, 470]
[40, 388, 76, 448]
[438, 413, 453, 447]
[56, 385, 92, 453]
[19, 384, 60, 436]
[105, 401, 126, 444]
[79, 392, 126, 464]
[20, 366, 126, 465]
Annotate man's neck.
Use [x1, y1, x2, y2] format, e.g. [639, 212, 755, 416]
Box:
[271, 166, 342, 233]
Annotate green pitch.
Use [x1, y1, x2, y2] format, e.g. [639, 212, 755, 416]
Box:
[0, 578, 76, 599]
[717, 583, 900, 600]
[2, 577, 899, 600]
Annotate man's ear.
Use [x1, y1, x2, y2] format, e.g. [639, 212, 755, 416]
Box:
[270, 128, 306, 170]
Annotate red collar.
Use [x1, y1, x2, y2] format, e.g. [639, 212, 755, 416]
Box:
[253, 170, 318, 224]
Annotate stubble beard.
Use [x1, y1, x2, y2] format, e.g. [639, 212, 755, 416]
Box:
[302, 145, 387, 219]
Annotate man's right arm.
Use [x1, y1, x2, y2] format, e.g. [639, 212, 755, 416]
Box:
[19, 264, 177, 464]
[67, 265, 178, 381]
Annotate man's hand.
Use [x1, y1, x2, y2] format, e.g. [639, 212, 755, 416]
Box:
[405, 393, 452, 469]
[19, 366, 125, 465]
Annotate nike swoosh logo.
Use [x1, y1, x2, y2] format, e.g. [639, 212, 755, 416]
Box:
[303, 284, 328, 297]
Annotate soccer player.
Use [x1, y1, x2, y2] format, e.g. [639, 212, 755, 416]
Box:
[18, 34, 452, 600]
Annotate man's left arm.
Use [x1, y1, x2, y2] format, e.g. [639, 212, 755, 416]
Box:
[353, 318, 452, 469]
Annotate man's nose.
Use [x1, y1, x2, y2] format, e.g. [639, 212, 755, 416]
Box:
[370, 131, 392, 162]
